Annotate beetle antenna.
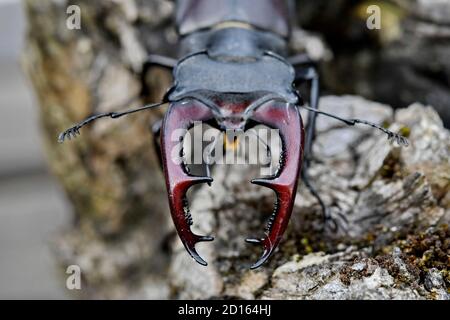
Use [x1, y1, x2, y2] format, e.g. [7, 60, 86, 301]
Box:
[299, 105, 409, 147]
[58, 101, 166, 143]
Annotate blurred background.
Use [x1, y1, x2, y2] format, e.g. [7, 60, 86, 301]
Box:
[0, 0, 70, 299]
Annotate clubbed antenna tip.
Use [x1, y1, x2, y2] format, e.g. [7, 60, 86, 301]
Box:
[58, 126, 81, 143]
[388, 132, 409, 147]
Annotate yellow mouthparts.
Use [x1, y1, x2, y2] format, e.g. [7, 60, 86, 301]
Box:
[224, 134, 240, 151]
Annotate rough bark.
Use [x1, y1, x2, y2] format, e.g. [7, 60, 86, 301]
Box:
[22, 0, 176, 298]
[23, 0, 449, 299]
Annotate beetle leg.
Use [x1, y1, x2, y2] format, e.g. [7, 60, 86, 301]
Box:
[160, 100, 215, 266]
[151, 119, 163, 170]
[246, 102, 304, 269]
[144, 54, 177, 70]
[289, 53, 315, 67]
[294, 64, 333, 225]
[295, 64, 320, 166]
[141, 54, 176, 97]
[204, 134, 219, 185]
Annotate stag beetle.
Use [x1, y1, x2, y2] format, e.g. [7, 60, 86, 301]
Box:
[59, 0, 408, 269]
